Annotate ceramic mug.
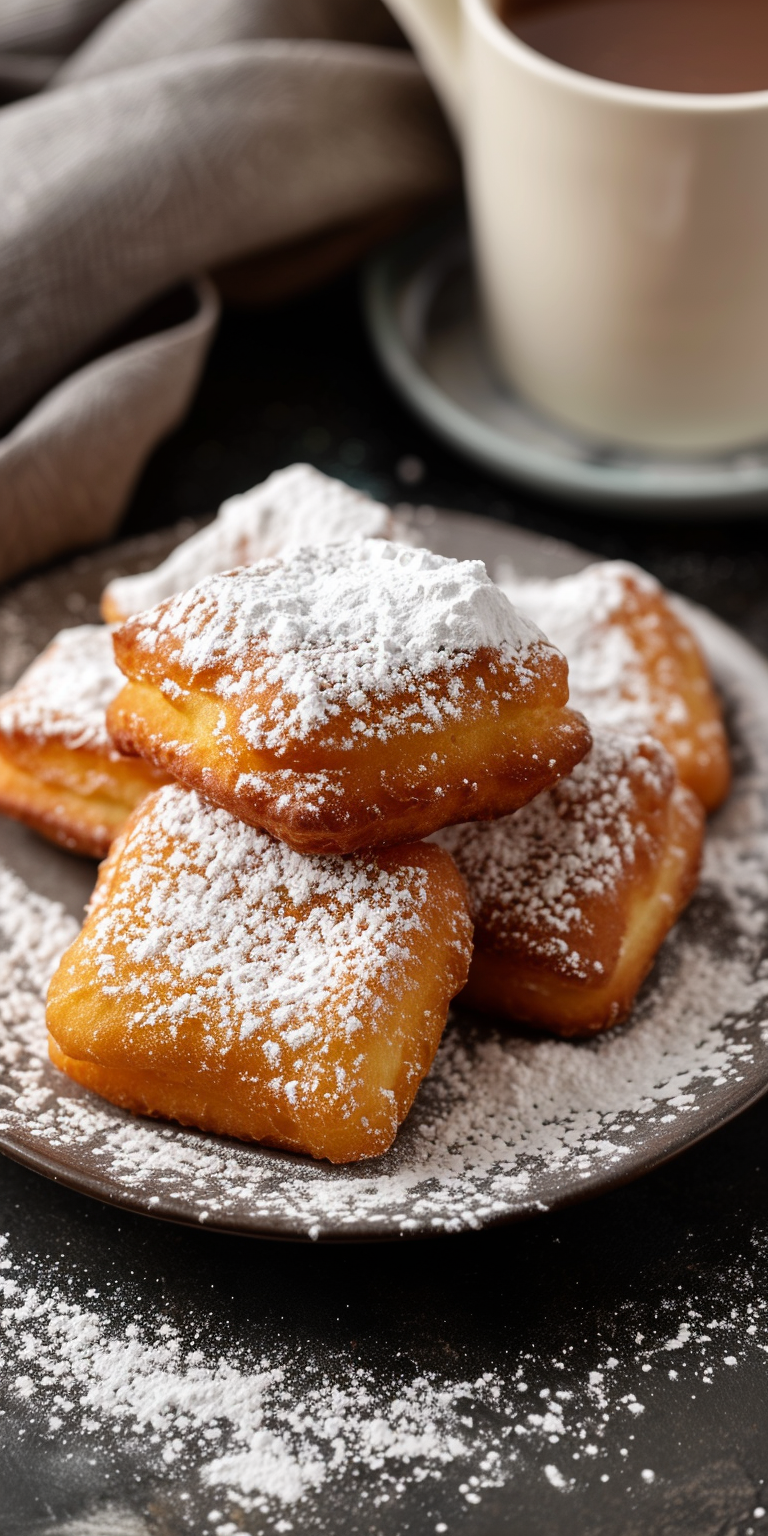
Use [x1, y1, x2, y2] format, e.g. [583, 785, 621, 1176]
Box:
[386, 0, 768, 453]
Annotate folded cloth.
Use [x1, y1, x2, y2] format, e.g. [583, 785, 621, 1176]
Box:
[0, 0, 458, 585]
[0, 0, 120, 97]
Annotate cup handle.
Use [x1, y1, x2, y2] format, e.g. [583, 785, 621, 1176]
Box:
[385, 0, 464, 135]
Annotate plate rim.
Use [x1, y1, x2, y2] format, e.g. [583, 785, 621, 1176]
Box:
[4, 1057, 768, 1245]
[362, 214, 768, 515]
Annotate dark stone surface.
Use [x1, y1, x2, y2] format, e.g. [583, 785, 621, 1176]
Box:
[2, 1096, 768, 1534]
[3, 265, 768, 1534]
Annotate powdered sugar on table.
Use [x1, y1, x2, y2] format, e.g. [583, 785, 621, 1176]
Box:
[4, 1219, 768, 1533]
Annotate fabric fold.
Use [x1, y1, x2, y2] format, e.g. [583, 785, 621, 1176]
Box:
[0, 0, 457, 583]
[0, 277, 219, 585]
[0, 0, 120, 55]
[55, 0, 406, 84]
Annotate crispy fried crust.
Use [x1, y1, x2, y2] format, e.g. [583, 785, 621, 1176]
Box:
[463, 788, 702, 1035]
[46, 787, 474, 1163]
[506, 563, 731, 813]
[0, 622, 169, 858]
[442, 733, 705, 1037]
[106, 544, 593, 853]
[107, 643, 591, 854]
[601, 574, 730, 813]
[0, 744, 165, 859]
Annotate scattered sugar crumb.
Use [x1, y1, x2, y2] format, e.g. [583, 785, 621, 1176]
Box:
[3, 1223, 765, 1531]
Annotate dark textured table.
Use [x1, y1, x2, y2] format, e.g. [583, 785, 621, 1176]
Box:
[3, 268, 768, 1536]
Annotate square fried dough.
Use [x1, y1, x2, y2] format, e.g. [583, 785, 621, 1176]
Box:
[502, 561, 730, 812]
[46, 785, 474, 1163]
[0, 626, 168, 859]
[439, 729, 704, 1037]
[107, 540, 591, 854]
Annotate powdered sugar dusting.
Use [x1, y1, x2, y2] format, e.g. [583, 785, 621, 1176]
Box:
[3, 517, 768, 1533]
[59, 785, 459, 1151]
[102, 464, 395, 620]
[2, 609, 768, 1238]
[127, 540, 547, 747]
[0, 625, 123, 755]
[499, 562, 666, 735]
[438, 730, 679, 983]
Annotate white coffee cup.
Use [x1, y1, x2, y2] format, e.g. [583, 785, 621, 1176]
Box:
[386, 0, 768, 453]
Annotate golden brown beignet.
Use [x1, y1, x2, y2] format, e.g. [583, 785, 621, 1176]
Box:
[438, 729, 704, 1037]
[501, 561, 730, 812]
[0, 626, 168, 858]
[101, 464, 397, 622]
[107, 540, 591, 855]
[46, 785, 474, 1163]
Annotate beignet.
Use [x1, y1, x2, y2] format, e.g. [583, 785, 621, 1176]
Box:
[101, 463, 396, 623]
[46, 785, 474, 1163]
[439, 729, 704, 1037]
[501, 561, 730, 812]
[0, 626, 168, 858]
[107, 540, 591, 854]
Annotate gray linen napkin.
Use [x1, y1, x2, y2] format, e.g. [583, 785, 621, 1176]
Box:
[0, 0, 458, 585]
[0, 0, 120, 96]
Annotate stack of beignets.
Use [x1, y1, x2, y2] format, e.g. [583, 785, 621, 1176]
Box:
[46, 537, 594, 1160]
[0, 626, 168, 858]
[35, 500, 729, 1161]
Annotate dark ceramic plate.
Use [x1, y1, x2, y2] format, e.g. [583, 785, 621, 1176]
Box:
[2, 512, 768, 1241]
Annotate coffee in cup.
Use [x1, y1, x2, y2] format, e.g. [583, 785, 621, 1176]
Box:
[386, 0, 768, 453]
[500, 0, 768, 96]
